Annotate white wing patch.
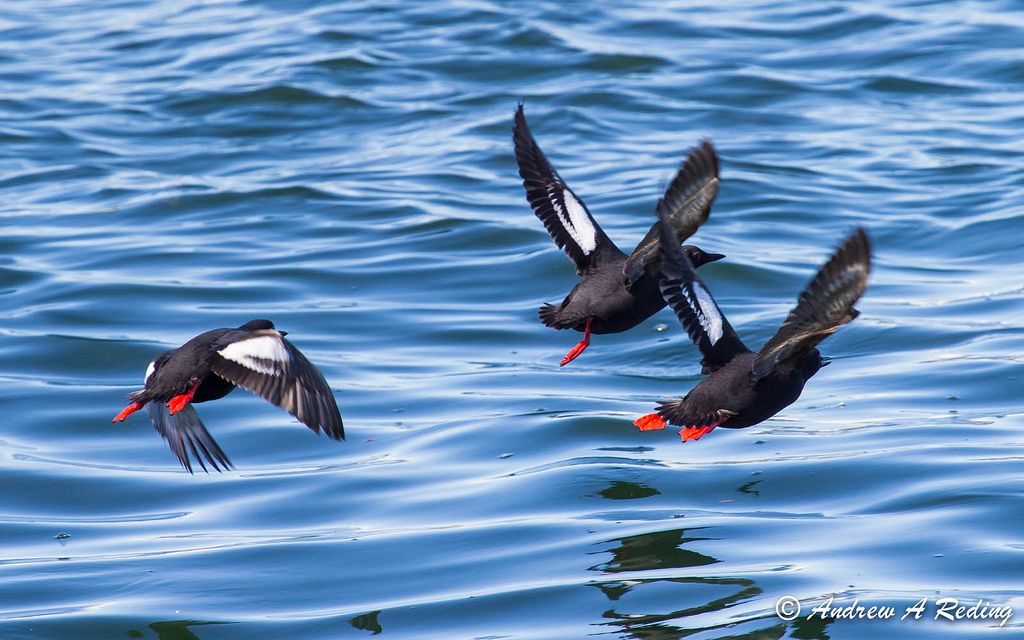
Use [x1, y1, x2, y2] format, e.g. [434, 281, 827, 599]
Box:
[219, 335, 291, 376]
[548, 186, 597, 254]
[692, 282, 724, 344]
[683, 281, 724, 346]
[144, 360, 156, 384]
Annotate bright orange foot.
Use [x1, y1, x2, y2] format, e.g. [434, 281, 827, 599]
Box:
[679, 425, 715, 442]
[559, 318, 593, 367]
[560, 341, 588, 366]
[113, 402, 142, 422]
[634, 413, 666, 431]
[167, 380, 202, 414]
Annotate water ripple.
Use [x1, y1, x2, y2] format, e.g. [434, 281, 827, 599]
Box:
[1, 0, 1022, 638]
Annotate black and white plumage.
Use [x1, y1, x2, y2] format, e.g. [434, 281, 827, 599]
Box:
[635, 212, 870, 441]
[515, 117, 614, 275]
[113, 319, 344, 472]
[514, 104, 724, 365]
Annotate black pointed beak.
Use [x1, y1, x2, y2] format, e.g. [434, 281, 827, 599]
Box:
[820, 356, 832, 367]
[706, 252, 726, 264]
[279, 330, 288, 337]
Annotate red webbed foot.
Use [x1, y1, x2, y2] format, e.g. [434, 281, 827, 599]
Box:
[560, 341, 588, 366]
[113, 402, 142, 422]
[634, 413, 667, 431]
[559, 318, 592, 366]
[167, 380, 202, 414]
[679, 426, 714, 441]
[678, 418, 726, 442]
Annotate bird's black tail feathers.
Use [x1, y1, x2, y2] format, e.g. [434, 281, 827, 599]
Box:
[146, 401, 233, 474]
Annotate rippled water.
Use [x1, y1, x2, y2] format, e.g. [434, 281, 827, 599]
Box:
[2, 1, 1023, 638]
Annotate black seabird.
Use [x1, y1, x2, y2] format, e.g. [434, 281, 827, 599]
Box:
[513, 105, 724, 365]
[635, 212, 870, 441]
[113, 319, 343, 471]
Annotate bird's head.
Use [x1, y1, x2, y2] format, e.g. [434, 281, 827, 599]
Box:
[238, 319, 280, 334]
[682, 245, 726, 268]
[802, 349, 830, 379]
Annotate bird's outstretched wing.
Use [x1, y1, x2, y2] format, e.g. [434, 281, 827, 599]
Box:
[656, 206, 750, 373]
[753, 229, 871, 381]
[513, 105, 622, 275]
[624, 140, 720, 286]
[147, 401, 232, 473]
[210, 330, 345, 440]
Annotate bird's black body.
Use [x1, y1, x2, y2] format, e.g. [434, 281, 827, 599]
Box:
[114, 319, 344, 472]
[130, 327, 241, 406]
[659, 352, 818, 433]
[513, 105, 724, 364]
[636, 211, 871, 441]
[539, 244, 726, 335]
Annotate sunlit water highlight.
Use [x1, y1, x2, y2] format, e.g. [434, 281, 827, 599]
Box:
[1, 1, 1023, 639]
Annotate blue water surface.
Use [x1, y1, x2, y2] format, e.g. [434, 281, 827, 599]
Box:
[1, 1, 1023, 638]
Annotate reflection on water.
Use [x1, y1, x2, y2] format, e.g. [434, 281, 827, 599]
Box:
[134, 620, 225, 640]
[789, 616, 833, 640]
[593, 526, 720, 575]
[600, 481, 662, 501]
[597, 576, 772, 640]
[591, 525, 748, 638]
[3, 0, 1023, 637]
[737, 479, 762, 498]
[349, 610, 383, 635]
[588, 483, 839, 639]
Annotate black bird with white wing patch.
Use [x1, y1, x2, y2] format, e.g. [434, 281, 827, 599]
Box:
[514, 105, 725, 365]
[634, 212, 870, 442]
[113, 319, 344, 472]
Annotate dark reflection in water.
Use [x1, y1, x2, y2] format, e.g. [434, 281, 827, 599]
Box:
[595, 575, 768, 639]
[591, 526, 720, 575]
[128, 620, 225, 640]
[588, 489, 835, 639]
[600, 481, 661, 500]
[790, 616, 832, 640]
[349, 609, 383, 634]
[737, 479, 761, 497]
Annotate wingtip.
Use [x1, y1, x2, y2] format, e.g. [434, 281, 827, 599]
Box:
[693, 138, 719, 177]
[512, 104, 543, 178]
[844, 227, 871, 256]
[654, 206, 690, 279]
[855, 227, 872, 266]
[837, 227, 873, 280]
[513, 102, 528, 133]
[329, 416, 346, 441]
